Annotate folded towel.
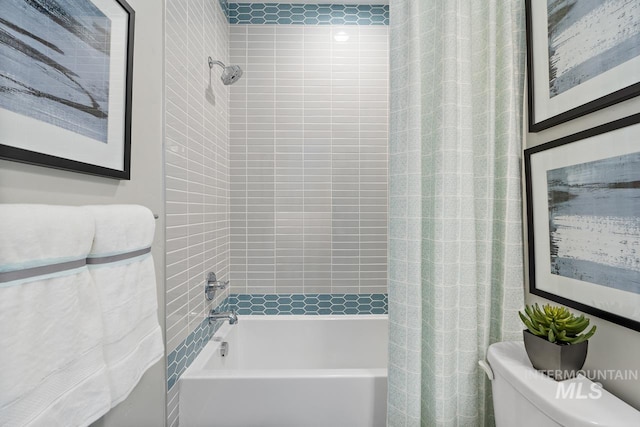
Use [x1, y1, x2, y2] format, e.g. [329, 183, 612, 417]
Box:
[83, 205, 164, 407]
[0, 205, 111, 427]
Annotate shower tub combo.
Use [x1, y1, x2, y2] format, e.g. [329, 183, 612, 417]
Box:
[179, 315, 388, 427]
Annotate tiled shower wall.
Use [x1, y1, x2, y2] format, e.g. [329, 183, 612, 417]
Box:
[164, 4, 388, 425]
[164, 0, 230, 424]
[229, 24, 389, 294]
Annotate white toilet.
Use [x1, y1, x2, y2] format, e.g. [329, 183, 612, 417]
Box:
[485, 341, 640, 426]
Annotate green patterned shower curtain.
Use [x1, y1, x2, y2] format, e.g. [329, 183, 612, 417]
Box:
[387, 1, 526, 426]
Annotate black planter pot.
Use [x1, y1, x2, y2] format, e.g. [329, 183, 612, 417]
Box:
[522, 330, 588, 381]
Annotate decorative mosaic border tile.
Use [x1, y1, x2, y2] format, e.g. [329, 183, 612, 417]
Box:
[167, 299, 230, 390]
[227, 3, 389, 25]
[167, 293, 387, 390]
[218, 0, 229, 18]
[229, 293, 388, 315]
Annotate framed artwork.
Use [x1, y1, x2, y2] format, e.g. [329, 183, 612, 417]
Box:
[0, 0, 134, 179]
[525, 113, 640, 332]
[525, 0, 640, 132]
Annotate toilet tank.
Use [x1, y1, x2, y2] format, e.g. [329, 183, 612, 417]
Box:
[486, 341, 640, 427]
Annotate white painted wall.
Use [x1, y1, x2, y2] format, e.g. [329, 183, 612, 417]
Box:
[525, 95, 640, 410]
[0, 0, 166, 425]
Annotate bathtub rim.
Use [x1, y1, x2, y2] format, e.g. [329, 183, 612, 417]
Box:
[181, 314, 388, 380]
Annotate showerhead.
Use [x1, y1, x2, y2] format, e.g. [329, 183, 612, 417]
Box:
[220, 64, 243, 85]
[208, 57, 243, 85]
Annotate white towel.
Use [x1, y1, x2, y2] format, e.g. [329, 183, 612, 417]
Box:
[83, 205, 164, 407]
[0, 205, 111, 427]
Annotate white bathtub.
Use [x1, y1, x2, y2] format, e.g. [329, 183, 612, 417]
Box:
[179, 315, 388, 427]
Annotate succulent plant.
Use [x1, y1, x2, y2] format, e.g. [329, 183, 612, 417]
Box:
[519, 303, 596, 345]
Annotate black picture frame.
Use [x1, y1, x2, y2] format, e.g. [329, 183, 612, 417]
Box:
[0, 0, 135, 179]
[525, 0, 640, 132]
[525, 113, 640, 332]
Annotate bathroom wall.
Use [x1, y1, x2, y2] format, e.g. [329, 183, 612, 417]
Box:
[228, 13, 389, 294]
[163, 0, 230, 425]
[525, 96, 640, 409]
[0, 0, 166, 425]
[162, 4, 389, 425]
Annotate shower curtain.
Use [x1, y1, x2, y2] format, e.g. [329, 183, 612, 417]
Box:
[387, 1, 526, 426]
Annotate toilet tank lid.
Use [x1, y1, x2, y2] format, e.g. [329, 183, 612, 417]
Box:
[486, 341, 640, 427]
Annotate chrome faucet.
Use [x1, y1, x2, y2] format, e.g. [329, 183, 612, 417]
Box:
[208, 309, 238, 325]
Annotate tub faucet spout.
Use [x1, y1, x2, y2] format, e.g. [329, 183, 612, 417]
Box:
[208, 310, 238, 325]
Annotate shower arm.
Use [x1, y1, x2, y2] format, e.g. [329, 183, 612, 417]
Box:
[208, 57, 226, 70]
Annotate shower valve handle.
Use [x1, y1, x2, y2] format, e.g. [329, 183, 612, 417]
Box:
[205, 272, 229, 300]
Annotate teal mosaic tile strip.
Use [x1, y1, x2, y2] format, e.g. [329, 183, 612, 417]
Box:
[167, 298, 229, 390]
[227, 3, 389, 25]
[219, 0, 229, 18]
[229, 293, 388, 315]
